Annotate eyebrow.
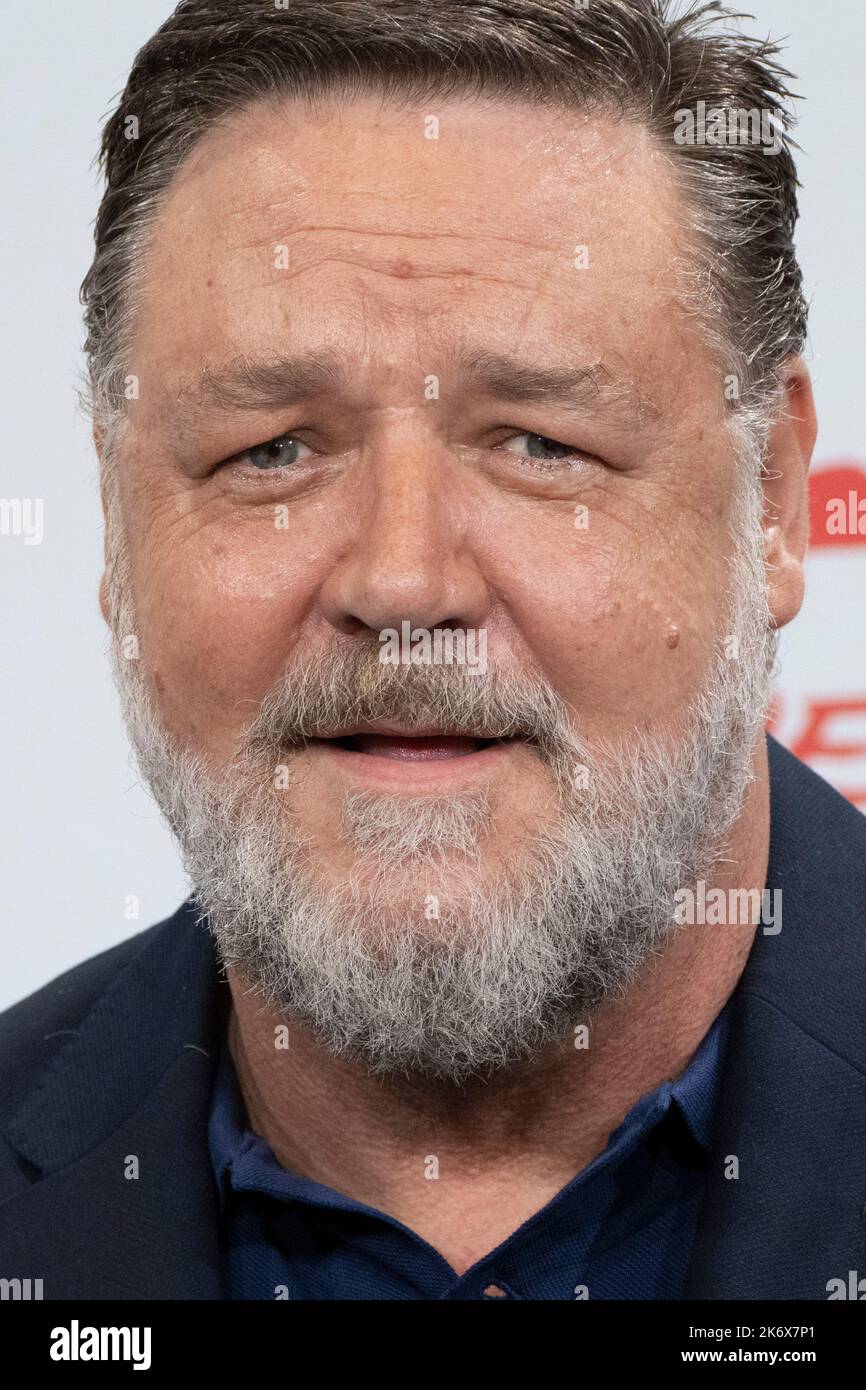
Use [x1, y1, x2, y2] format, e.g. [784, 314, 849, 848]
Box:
[175, 351, 346, 420]
[453, 348, 658, 424]
[170, 346, 658, 434]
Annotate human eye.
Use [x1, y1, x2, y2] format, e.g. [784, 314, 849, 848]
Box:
[228, 432, 316, 471]
[496, 432, 590, 469]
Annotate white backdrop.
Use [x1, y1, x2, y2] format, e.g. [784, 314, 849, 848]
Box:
[1, 0, 863, 1009]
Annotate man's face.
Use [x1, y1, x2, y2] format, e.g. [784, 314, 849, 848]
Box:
[114, 95, 736, 859]
[103, 94, 775, 1075]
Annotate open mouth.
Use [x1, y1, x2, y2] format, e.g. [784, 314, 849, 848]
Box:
[314, 734, 508, 762]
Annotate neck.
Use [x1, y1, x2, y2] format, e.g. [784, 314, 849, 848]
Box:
[226, 739, 769, 1275]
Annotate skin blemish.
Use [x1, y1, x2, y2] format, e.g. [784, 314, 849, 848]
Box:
[666, 624, 681, 650]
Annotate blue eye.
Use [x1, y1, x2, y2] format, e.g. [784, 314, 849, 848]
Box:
[244, 434, 313, 470]
[502, 433, 580, 463]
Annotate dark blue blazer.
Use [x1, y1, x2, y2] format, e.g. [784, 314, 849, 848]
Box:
[1, 735, 864, 1300]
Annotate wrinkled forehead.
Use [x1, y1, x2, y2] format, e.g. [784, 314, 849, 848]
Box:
[131, 93, 706, 410]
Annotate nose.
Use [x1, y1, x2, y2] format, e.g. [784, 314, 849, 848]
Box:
[319, 433, 490, 640]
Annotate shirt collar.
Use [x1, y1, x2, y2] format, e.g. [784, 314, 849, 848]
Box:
[208, 1031, 252, 1215]
[670, 997, 732, 1151]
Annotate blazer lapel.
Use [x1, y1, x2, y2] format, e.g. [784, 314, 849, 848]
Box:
[687, 736, 866, 1298]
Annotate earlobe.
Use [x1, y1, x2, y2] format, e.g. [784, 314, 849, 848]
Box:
[761, 359, 818, 632]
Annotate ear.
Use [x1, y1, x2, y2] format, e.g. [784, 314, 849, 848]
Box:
[761, 358, 818, 632]
[93, 423, 111, 626]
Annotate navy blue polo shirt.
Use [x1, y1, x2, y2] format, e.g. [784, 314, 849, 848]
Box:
[208, 1003, 731, 1300]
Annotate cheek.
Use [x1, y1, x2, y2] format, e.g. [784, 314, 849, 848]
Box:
[132, 534, 313, 748]
[488, 514, 725, 732]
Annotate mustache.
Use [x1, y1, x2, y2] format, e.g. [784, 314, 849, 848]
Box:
[241, 642, 584, 767]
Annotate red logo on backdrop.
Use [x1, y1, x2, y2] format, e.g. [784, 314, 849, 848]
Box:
[809, 461, 866, 548]
[771, 461, 866, 810]
[767, 697, 866, 810]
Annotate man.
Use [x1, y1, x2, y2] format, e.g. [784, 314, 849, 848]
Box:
[1, 0, 863, 1302]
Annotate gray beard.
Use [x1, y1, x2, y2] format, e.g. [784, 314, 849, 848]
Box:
[105, 452, 777, 1083]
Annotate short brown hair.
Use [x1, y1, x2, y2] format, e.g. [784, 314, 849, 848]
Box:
[81, 0, 807, 446]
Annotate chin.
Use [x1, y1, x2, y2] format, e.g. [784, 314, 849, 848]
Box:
[322, 851, 496, 917]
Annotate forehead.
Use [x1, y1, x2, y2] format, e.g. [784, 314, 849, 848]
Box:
[135, 93, 693, 388]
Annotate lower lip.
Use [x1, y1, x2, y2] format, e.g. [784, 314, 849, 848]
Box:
[308, 737, 516, 784]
